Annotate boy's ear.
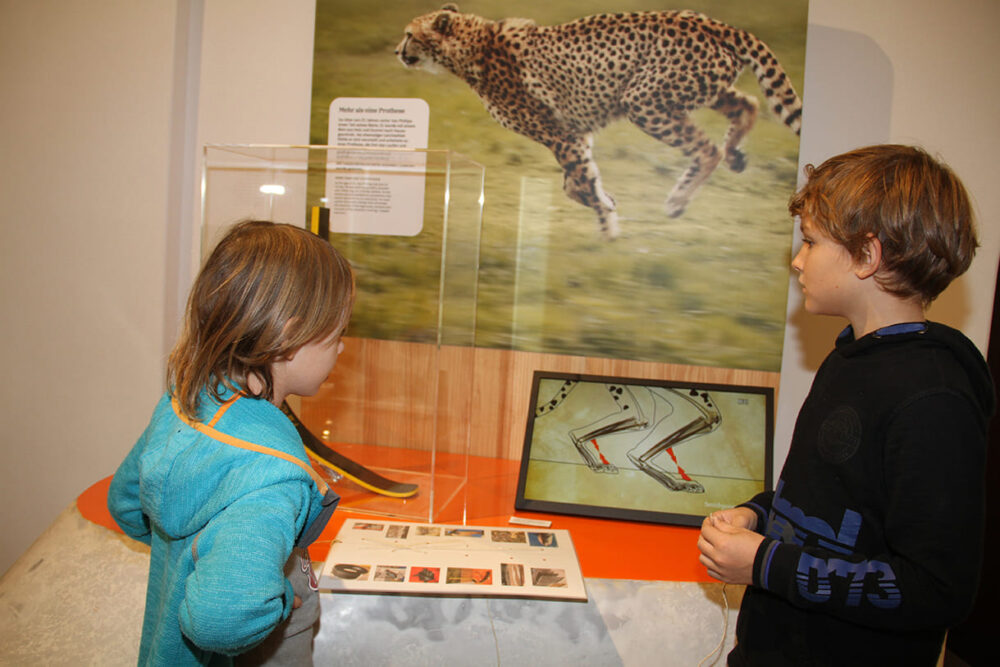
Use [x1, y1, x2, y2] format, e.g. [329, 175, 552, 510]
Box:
[855, 234, 882, 280]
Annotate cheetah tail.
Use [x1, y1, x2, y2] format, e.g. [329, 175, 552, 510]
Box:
[730, 30, 803, 136]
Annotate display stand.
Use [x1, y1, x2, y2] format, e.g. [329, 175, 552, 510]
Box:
[202, 144, 485, 523]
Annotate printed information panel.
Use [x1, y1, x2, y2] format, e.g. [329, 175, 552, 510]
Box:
[326, 97, 430, 236]
[320, 519, 586, 601]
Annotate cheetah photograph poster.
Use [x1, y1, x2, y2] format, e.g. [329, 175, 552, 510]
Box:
[309, 1, 808, 373]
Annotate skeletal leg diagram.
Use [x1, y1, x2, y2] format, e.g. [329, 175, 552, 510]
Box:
[535, 380, 722, 493]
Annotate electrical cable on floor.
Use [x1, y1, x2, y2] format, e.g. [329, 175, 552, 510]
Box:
[697, 583, 730, 667]
[486, 599, 502, 666]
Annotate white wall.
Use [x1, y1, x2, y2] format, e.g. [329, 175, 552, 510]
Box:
[0, 0, 319, 576]
[1, 0, 997, 576]
[0, 0, 178, 574]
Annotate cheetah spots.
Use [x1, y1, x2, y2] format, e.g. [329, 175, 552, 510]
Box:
[397, 6, 802, 236]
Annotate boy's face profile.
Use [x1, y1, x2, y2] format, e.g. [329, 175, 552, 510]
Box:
[791, 215, 865, 319]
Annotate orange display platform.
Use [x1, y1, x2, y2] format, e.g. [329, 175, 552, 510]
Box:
[80, 453, 712, 583]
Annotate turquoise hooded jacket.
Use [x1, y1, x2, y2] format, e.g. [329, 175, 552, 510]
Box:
[108, 388, 336, 665]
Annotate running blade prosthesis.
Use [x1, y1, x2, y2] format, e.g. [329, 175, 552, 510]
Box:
[281, 402, 419, 498]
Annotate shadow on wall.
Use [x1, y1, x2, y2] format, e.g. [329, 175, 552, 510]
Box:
[790, 25, 894, 371]
[790, 26, 978, 370]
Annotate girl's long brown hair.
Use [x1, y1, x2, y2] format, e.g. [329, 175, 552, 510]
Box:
[168, 220, 354, 420]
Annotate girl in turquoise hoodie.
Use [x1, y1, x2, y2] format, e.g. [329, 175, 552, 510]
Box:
[109, 220, 354, 665]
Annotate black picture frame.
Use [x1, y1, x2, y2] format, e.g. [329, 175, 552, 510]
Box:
[515, 371, 774, 527]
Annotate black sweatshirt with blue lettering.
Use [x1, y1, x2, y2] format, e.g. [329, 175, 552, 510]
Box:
[729, 322, 994, 667]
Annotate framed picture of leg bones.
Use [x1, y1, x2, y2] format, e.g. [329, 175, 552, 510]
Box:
[515, 372, 774, 527]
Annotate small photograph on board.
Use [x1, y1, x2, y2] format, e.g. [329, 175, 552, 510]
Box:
[501, 563, 525, 586]
[516, 371, 774, 527]
[446, 568, 493, 585]
[531, 568, 568, 587]
[354, 522, 385, 531]
[528, 532, 558, 548]
[409, 567, 441, 584]
[387, 525, 409, 539]
[492, 530, 527, 543]
[330, 563, 370, 581]
[445, 528, 485, 538]
[416, 526, 441, 536]
[373, 566, 406, 582]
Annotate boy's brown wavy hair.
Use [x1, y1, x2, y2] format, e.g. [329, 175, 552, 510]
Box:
[789, 144, 978, 305]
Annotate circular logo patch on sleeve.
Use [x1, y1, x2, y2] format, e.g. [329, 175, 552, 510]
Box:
[817, 405, 862, 464]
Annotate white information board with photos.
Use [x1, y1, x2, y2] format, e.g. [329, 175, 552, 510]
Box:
[319, 519, 587, 601]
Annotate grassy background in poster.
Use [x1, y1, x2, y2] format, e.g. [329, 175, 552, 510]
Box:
[310, 0, 808, 371]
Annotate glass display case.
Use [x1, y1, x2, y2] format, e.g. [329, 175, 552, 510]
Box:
[203, 144, 485, 522]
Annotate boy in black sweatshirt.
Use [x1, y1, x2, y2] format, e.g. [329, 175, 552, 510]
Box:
[698, 144, 995, 666]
